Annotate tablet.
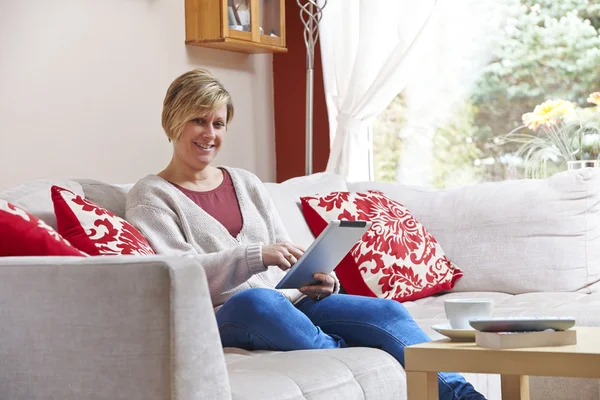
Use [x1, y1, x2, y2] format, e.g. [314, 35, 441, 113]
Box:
[469, 317, 576, 332]
[275, 220, 372, 289]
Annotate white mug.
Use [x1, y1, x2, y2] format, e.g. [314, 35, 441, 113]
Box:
[444, 298, 494, 330]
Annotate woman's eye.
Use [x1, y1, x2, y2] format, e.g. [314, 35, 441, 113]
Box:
[193, 118, 205, 124]
[214, 123, 225, 129]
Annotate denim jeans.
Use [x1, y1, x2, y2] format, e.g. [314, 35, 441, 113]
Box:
[216, 288, 485, 400]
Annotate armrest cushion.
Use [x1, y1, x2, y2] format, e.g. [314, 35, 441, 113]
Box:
[0, 255, 230, 400]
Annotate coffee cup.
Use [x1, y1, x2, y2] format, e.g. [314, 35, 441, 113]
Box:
[444, 298, 493, 330]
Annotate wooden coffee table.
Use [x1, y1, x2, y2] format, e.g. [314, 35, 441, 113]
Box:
[405, 327, 600, 400]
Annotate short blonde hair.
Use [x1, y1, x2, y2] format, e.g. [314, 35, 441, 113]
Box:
[161, 68, 234, 141]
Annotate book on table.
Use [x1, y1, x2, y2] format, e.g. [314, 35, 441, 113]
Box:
[475, 329, 577, 349]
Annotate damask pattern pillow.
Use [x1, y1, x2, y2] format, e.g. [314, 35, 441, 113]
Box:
[0, 199, 87, 257]
[51, 186, 155, 256]
[301, 190, 463, 302]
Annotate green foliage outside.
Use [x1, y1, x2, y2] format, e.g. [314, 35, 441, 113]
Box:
[372, 95, 406, 182]
[373, 0, 600, 187]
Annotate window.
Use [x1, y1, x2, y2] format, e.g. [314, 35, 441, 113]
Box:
[373, 0, 600, 188]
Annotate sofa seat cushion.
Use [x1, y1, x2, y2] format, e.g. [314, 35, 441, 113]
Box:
[224, 347, 404, 400]
[405, 291, 600, 335]
[407, 291, 600, 400]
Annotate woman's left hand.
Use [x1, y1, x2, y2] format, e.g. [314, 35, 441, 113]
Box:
[299, 273, 335, 301]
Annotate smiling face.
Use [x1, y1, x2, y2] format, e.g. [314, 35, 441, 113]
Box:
[173, 104, 228, 170]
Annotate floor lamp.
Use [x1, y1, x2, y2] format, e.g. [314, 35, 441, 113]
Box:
[297, 0, 327, 176]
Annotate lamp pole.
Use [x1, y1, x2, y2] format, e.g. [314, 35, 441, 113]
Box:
[297, 0, 327, 176]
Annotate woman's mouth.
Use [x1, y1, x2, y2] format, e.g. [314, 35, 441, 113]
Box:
[194, 142, 215, 151]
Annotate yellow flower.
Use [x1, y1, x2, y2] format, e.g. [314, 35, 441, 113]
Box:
[587, 92, 600, 105]
[522, 99, 577, 130]
[521, 112, 543, 131]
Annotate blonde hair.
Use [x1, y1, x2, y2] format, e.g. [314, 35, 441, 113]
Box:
[161, 68, 234, 141]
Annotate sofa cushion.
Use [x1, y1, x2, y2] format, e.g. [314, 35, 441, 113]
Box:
[224, 347, 404, 400]
[75, 179, 134, 219]
[264, 173, 348, 249]
[52, 186, 155, 256]
[348, 169, 600, 294]
[0, 200, 87, 257]
[0, 179, 84, 229]
[407, 290, 600, 400]
[407, 292, 600, 336]
[300, 190, 463, 302]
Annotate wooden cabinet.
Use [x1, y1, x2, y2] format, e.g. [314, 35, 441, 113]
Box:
[185, 0, 287, 54]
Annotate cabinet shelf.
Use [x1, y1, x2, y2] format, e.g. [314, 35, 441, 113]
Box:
[185, 0, 287, 54]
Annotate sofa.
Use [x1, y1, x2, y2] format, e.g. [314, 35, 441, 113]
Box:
[1, 169, 599, 400]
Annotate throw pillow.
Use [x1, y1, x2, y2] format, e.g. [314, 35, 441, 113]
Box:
[301, 190, 463, 302]
[0, 199, 87, 257]
[51, 186, 155, 256]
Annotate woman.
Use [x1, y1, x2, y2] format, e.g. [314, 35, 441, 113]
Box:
[125, 69, 486, 400]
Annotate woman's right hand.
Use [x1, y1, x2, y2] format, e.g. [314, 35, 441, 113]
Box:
[262, 242, 305, 271]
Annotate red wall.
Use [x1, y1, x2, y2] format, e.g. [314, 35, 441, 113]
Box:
[273, 1, 330, 183]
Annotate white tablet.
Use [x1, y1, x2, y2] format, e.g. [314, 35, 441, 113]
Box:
[469, 317, 576, 332]
[275, 220, 371, 289]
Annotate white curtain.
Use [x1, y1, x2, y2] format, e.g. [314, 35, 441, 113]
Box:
[319, 0, 516, 183]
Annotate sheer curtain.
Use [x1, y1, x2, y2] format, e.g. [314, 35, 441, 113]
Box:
[319, 0, 515, 183]
[319, 0, 443, 181]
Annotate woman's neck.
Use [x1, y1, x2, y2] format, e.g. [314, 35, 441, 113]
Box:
[158, 158, 222, 190]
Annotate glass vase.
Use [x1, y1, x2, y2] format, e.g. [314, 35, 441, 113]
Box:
[567, 160, 600, 170]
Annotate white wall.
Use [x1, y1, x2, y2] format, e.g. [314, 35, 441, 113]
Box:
[0, 0, 276, 190]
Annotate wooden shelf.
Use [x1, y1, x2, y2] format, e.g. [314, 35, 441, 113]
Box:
[185, 0, 287, 54]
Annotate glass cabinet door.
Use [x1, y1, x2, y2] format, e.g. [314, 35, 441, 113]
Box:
[227, 0, 251, 33]
[259, 0, 285, 47]
[186, 0, 286, 53]
[260, 0, 280, 36]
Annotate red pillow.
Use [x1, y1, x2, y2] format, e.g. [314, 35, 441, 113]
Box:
[301, 190, 463, 302]
[51, 186, 155, 256]
[0, 199, 87, 257]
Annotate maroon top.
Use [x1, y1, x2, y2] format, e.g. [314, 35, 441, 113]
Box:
[171, 169, 243, 238]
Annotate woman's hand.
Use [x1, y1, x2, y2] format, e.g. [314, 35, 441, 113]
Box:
[299, 273, 335, 301]
[262, 242, 305, 271]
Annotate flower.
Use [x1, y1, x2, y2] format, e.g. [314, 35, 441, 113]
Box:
[522, 99, 577, 130]
[587, 92, 600, 105]
[505, 93, 600, 179]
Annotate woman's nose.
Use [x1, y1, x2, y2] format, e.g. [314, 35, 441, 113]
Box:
[203, 125, 216, 139]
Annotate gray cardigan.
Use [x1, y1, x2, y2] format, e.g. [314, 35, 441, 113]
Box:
[125, 167, 310, 308]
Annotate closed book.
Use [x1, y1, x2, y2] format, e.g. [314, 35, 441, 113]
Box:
[475, 329, 577, 349]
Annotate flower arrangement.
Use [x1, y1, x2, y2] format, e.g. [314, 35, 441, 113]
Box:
[505, 92, 600, 178]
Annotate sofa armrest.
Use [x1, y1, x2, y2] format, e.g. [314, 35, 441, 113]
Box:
[0, 255, 231, 400]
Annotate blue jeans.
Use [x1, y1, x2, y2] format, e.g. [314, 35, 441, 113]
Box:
[216, 289, 485, 400]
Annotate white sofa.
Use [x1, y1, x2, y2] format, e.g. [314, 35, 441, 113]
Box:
[1, 169, 599, 400]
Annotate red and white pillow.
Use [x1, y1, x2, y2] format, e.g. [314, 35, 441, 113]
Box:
[51, 186, 155, 256]
[0, 199, 87, 257]
[301, 190, 463, 302]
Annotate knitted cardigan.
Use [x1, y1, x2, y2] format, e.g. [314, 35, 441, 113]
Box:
[126, 166, 336, 308]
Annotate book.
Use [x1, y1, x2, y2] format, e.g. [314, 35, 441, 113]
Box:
[475, 329, 577, 349]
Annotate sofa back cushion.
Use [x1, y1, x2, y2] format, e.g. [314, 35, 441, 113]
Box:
[75, 174, 347, 250]
[348, 169, 600, 294]
[75, 179, 134, 219]
[0, 179, 84, 230]
[264, 173, 348, 249]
